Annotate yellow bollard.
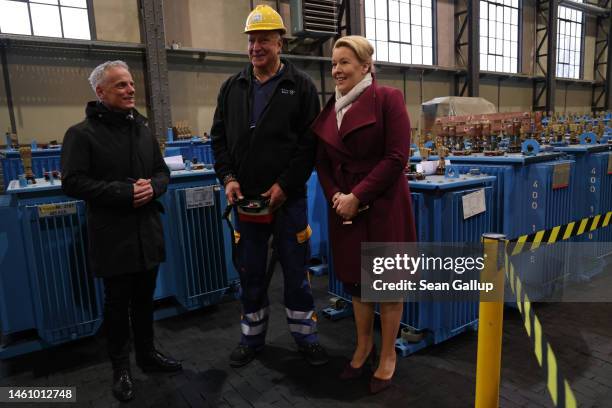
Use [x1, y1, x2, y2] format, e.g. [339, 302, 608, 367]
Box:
[475, 233, 506, 408]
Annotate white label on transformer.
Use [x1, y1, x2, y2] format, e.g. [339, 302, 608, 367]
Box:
[462, 188, 486, 220]
[552, 162, 571, 189]
[185, 186, 214, 209]
[37, 202, 77, 218]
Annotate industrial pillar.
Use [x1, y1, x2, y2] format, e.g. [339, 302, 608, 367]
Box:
[533, 0, 558, 112]
[454, 0, 479, 97]
[139, 0, 172, 141]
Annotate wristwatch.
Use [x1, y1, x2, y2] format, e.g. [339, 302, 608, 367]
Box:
[223, 174, 237, 186]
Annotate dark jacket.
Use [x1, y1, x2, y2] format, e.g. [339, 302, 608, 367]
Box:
[311, 81, 417, 284]
[211, 58, 320, 198]
[61, 101, 170, 278]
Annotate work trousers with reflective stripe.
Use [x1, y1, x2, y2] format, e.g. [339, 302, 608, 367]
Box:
[235, 197, 318, 348]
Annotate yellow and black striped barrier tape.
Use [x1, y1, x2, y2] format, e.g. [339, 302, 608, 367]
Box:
[489, 209, 611, 406]
[504, 249, 578, 408]
[508, 210, 612, 257]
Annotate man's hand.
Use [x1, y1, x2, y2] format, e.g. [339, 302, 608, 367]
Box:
[133, 178, 154, 208]
[225, 180, 244, 205]
[261, 183, 286, 212]
[333, 193, 360, 220]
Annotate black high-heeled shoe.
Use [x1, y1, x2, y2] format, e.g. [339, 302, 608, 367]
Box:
[339, 345, 377, 380]
[369, 374, 392, 394]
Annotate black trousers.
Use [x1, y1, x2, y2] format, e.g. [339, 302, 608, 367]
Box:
[103, 267, 158, 370]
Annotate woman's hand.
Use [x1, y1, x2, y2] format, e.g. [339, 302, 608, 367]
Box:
[331, 192, 342, 207]
[333, 193, 360, 220]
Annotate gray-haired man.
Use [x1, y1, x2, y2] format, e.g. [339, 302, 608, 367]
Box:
[61, 61, 181, 402]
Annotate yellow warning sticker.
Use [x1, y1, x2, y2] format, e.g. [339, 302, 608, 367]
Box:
[37, 203, 77, 218]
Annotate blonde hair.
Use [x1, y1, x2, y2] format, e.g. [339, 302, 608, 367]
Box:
[333, 35, 374, 72]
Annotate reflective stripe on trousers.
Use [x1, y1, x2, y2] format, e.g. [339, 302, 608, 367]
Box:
[286, 307, 318, 342]
[240, 306, 269, 346]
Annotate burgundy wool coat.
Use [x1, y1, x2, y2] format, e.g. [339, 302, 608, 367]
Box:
[311, 81, 417, 285]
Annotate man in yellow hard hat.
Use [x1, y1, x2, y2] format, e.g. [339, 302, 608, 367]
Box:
[211, 5, 328, 368]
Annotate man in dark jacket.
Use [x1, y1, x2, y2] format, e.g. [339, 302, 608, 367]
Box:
[61, 60, 181, 403]
[211, 5, 328, 367]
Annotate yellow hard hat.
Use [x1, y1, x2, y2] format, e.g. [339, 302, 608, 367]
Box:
[244, 5, 286, 34]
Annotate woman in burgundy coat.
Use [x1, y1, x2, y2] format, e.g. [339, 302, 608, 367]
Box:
[311, 36, 416, 393]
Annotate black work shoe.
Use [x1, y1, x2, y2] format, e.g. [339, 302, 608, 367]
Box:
[298, 342, 329, 366]
[136, 349, 182, 373]
[112, 368, 134, 402]
[229, 344, 258, 368]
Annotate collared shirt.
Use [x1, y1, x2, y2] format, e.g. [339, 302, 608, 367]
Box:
[250, 65, 285, 128]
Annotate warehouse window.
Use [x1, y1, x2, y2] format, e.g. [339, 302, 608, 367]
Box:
[364, 0, 434, 65]
[0, 0, 91, 40]
[556, 1, 583, 79]
[479, 0, 519, 73]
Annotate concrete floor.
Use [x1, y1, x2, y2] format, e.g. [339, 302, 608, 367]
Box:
[1, 266, 612, 408]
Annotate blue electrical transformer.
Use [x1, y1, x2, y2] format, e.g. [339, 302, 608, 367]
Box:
[448, 152, 565, 238]
[0, 148, 62, 190]
[553, 145, 612, 281]
[0, 194, 38, 356]
[598, 151, 612, 265]
[553, 145, 612, 220]
[0, 181, 103, 359]
[449, 153, 576, 302]
[396, 175, 495, 356]
[408, 174, 496, 242]
[511, 159, 575, 301]
[0, 169, 235, 359]
[156, 169, 236, 314]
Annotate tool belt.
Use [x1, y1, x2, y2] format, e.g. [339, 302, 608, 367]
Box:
[235, 197, 274, 224]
